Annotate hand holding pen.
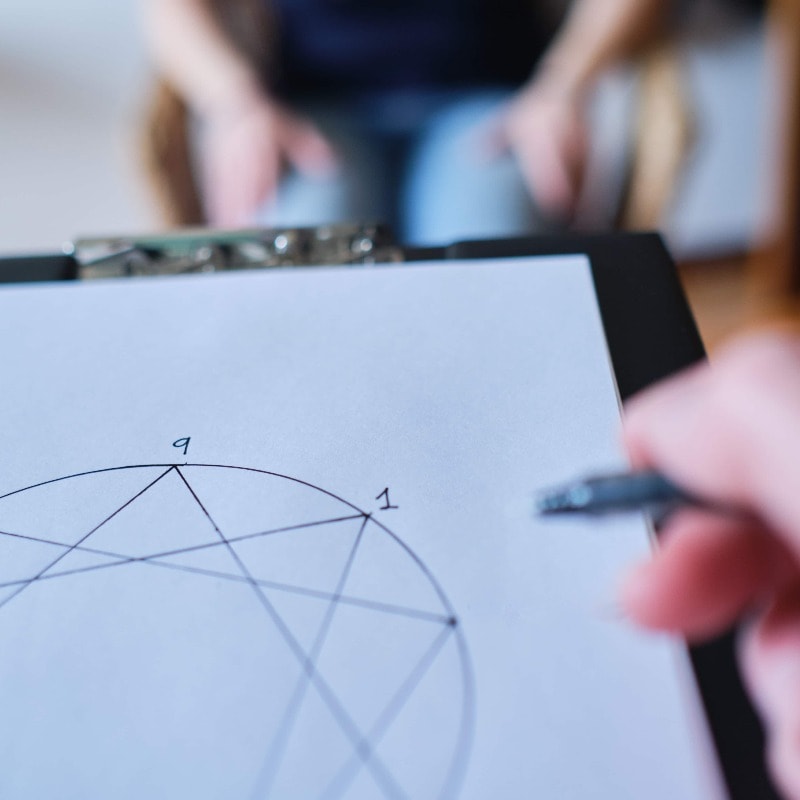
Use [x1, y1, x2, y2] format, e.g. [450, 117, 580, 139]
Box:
[542, 333, 800, 800]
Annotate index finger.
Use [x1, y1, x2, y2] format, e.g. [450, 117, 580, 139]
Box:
[623, 332, 800, 557]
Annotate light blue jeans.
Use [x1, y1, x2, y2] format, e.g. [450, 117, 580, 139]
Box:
[256, 88, 553, 246]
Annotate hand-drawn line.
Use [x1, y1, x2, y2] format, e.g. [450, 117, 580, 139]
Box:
[254, 514, 371, 799]
[0, 463, 475, 800]
[0, 462, 455, 615]
[158, 562, 451, 624]
[0, 465, 468, 628]
[0, 522, 449, 625]
[177, 463, 367, 517]
[0, 463, 183, 503]
[226, 483, 474, 800]
[323, 623, 456, 800]
[0, 466, 175, 611]
[0, 512, 365, 566]
[174, 468, 407, 800]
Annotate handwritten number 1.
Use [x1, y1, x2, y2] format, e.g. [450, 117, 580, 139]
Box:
[376, 488, 398, 511]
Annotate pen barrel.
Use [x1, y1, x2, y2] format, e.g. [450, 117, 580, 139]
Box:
[535, 470, 697, 516]
[584, 471, 688, 512]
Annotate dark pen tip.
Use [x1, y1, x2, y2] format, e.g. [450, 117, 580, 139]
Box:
[534, 485, 593, 516]
[534, 493, 564, 515]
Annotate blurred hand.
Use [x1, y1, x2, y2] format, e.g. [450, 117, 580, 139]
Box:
[620, 332, 800, 799]
[483, 81, 589, 222]
[201, 91, 338, 227]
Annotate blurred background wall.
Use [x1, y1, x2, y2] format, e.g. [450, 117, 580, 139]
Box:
[0, 0, 153, 253]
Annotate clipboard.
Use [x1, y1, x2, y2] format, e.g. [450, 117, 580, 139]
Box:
[0, 225, 777, 799]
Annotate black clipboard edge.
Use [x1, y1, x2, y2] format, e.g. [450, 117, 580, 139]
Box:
[0, 254, 77, 283]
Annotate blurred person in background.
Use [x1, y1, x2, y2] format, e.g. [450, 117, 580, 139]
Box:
[141, 0, 671, 242]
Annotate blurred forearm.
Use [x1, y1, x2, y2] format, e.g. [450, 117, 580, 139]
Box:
[535, 0, 671, 96]
[140, 0, 266, 115]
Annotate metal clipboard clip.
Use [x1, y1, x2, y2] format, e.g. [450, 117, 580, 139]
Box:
[68, 223, 404, 280]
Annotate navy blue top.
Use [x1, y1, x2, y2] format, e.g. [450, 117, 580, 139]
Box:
[269, 0, 553, 94]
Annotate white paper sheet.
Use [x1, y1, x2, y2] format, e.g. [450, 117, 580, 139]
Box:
[0, 256, 725, 799]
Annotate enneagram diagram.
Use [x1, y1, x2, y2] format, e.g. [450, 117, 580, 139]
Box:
[0, 463, 473, 799]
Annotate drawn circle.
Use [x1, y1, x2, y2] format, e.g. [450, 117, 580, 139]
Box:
[0, 463, 473, 799]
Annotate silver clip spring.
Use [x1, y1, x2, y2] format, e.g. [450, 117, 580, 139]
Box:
[68, 224, 403, 280]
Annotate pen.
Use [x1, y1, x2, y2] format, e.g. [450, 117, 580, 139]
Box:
[534, 470, 706, 518]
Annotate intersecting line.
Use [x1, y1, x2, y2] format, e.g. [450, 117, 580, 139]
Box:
[322, 622, 457, 800]
[173, 468, 408, 800]
[0, 520, 449, 625]
[0, 466, 175, 611]
[0, 463, 467, 798]
[253, 514, 370, 798]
